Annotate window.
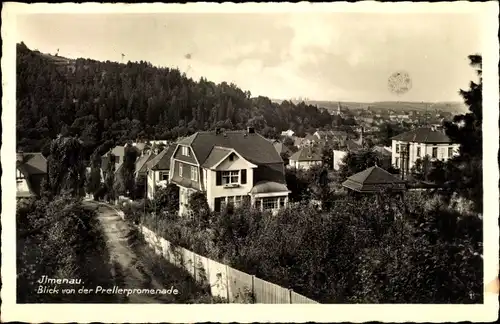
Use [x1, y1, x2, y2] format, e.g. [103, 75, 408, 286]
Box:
[160, 171, 169, 181]
[395, 157, 400, 168]
[263, 197, 279, 211]
[181, 146, 190, 156]
[16, 169, 24, 180]
[191, 166, 198, 181]
[179, 163, 183, 177]
[235, 196, 242, 206]
[221, 171, 239, 185]
[279, 197, 285, 208]
[220, 198, 227, 210]
[214, 197, 223, 212]
[227, 196, 235, 206]
[229, 153, 234, 161]
[395, 144, 400, 154]
[432, 147, 438, 158]
[416, 147, 421, 157]
[448, 147, 454, 158]
[255, 199, 262, 210]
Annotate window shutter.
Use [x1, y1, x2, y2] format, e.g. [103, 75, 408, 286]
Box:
[241, 169, 247, 184]
[216, 171, 222, 186]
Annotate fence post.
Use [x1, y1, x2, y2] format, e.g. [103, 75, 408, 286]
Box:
[251, 275, 255, 303]
[192, 250, 196, 280]
[289, 288, 293, 304]
[225, 264, 230, 302]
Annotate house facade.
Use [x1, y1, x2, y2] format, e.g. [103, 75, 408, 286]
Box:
[288, 147, 323, 170]
[146, 146, 175, 200]
[169, 128, 290, 216]
[16, 152, 48, 199]
[391, 127, 459, 171]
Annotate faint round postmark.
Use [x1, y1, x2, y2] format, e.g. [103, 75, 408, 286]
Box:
[388, 71, 412, 96]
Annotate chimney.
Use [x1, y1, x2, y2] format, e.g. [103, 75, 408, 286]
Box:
[215, 128, 222, 135]
[247, 127, 255, 134]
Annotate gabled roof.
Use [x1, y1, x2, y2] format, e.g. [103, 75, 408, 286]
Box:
[16, 153, 47, 175]
[202, 147, 232, 168]
[146, 145, 176, 171]
[342, 165, 406, 193]
[135, 152, 156, 175]
[391, 127, 453, 144]
[103, 145, 126, 158]
[177, 130, 283, 166]
[289, 147, 322, 162]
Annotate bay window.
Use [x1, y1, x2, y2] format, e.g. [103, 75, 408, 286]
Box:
[263, 197, 279, 210]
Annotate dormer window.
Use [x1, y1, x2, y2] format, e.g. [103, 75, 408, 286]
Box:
[181, 146, 190, 157]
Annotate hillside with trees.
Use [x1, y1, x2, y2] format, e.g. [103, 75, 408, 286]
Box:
[16, 42, 334, 157]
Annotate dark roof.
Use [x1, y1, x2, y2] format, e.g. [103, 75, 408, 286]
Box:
[390, 127, 453, 144]
[178, 131, 283, 165]
[147, 145, 176, 171]
[17, 153, 47, 175]
[342, 166, 406, 193]
[202, 147, 232, 168]
[289, 147, 323, 162]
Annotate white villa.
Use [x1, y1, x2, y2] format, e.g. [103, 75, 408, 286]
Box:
[391, 127, 459, 170]
[169, 127, 290, 216]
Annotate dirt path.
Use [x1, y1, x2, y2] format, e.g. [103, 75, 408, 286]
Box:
[88, 201, 177, 303]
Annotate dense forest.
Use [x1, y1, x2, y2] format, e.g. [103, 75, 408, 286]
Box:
[16, 42, 336, 158]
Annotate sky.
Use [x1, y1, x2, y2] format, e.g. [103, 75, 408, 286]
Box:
[16, 11, 483, 102]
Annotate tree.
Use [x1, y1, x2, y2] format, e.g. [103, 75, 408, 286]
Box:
[17, 43, 337, 157]
[103, 154, 116, 202]
[46, 136, 86, 198]
[17, 195, 108, 302]
[188, 191, 211, 228]
[411, 156, 431, 181]
[153, 183, 180, 216]
[439, 54, 483, 213]
[115, 145, 138, 197]
[321, 147, 333, 169]
[338, 149, 381, 180]
[85, 149, 102, 197]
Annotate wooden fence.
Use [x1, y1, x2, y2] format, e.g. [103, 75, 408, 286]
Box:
[139, 225, 319, 304]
